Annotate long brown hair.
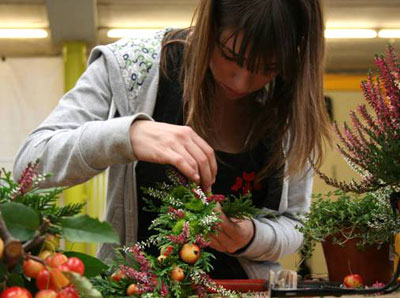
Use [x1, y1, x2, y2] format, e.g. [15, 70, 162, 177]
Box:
[162, 0, 332, 178]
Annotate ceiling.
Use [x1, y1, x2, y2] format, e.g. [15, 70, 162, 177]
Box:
[0, 0, 399, 73]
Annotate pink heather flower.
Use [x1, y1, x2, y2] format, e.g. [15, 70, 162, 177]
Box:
[386, 45, 400, 80]
[349, 111, 371, 149]
[14, 160, 40, 198]
[120, 265, 150, 284]
[168, 206, 185, 218]
[369, 281, 386, 295]
[182, 221, 190, 238]
[357, 104, 383, 136]
[343, 123, 362, 148]
[195, 234, 210, 248]
[166, 234, 185, 244]
[160, 282, 169, 297]
[129, 244, 152, 272]
[334, 122, 354, 153]
[361, 77, 390, 133]
[194, 284, 208, 298]
[138, 284, 155, 293]
[375, 56, 398, 110]
[166, 222, 190, 244]
[166, 167, 188, 185]
[371, 281, 385, 288]
[209, 194, 226, 203]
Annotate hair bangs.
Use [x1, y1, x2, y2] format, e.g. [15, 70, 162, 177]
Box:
[218, 0, 301, 78]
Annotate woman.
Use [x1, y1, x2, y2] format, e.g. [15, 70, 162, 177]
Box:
[14, 0, 331, 279]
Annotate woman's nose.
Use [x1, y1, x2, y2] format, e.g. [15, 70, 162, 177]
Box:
[232, 68, 253, 93]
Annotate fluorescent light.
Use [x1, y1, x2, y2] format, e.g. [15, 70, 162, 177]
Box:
[325, 29, 377, 39]
[0, 29, 48, 38]
[107, 29, 161, 39]
[378, 29, 400, 38]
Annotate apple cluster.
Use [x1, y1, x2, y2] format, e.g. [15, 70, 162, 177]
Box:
[1, 252, 85, 298]
[160, 243, 201, 283]
[109, 243, 202, 296]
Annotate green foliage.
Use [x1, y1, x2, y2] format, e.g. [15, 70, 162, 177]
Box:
[60, 215, 119, 244]
[298, 188, 400, 260]
[0, 202, 40, 241]
[221, 193, 262, 220]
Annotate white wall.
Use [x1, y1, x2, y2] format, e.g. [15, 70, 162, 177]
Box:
[0, 57, 63, 171]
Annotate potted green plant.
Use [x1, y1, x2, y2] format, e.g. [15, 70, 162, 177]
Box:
[300, 45, 400, 287]
[299, 189, 400, 285]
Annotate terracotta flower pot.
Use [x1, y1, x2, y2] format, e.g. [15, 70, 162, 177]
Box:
[322, 234, 393, 285]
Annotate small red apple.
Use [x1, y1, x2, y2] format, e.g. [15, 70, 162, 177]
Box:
[23, 259, 45, 278]
[35, 289, 57, 298]
[126, 284, 141, 296]
[57, 264, 70, 273]
[49, 268, 70, 290]
[344, 274, 363, 288]
[56, 286, 79, 298]
[170, 266, 185, 282]
[36, 269, 54, 291]
[179, 243, 201, 264]
[46, 253, 68, 268]
[65, 257, 84, 276]
[1, 287, 32, 298]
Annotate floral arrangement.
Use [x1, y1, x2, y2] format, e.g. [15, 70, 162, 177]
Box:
[91, 168, 262, 297]
[315, 45, 400, 194]
[0, 160, 118, 297]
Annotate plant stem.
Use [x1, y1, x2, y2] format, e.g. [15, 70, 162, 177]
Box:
[23, 219, 50, 252]
[0, 211, 22, 267]
[25, 253, 46, 265]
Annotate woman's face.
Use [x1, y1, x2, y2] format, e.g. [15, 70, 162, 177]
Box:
[209, 30, 278, 100]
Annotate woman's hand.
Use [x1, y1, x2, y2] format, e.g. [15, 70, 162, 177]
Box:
[209, 204, 255, 253]
[130, 120, 217, 192]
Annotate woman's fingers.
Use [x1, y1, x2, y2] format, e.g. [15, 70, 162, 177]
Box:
[210, 204, 255, 253]
[184, 142, 214, 192]
[130, 120, 217, 188]
[209, 234, 229, 252]
[192, 133, 218, 176]
[166, 148, 200, 185]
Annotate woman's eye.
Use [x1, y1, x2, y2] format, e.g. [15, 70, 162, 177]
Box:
[221, 52, 238, 62]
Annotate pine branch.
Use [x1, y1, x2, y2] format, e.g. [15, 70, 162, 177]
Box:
[221, 194, 261, 219]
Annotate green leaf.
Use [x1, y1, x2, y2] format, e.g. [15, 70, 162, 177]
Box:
[7, 273, 24, 287]
[0, 202, 40, 241]
[64, 271, 103, 298]
[64, 251, 108, 278]
[60, 215, 119, 244]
